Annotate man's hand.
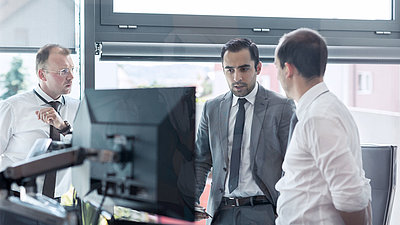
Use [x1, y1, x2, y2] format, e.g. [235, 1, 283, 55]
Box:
[195, 204, 212, 221]
[35, 107, 66, 130]
[338, 201, 372, 225]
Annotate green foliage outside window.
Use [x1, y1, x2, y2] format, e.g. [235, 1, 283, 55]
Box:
[0, 57, 28, 100]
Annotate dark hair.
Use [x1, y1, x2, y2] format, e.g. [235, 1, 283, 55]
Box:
[276, 28, 327, 79]
[221, 38, 260, 69]
[36, 44, 70, 74]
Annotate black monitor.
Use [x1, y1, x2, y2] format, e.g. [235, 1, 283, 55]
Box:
[72, 87, 196, 222]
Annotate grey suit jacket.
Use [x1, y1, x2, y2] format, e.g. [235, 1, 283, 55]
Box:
[195, 84, 295, 221]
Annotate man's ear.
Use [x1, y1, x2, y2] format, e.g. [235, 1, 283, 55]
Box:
[38, 69, 47, 81]
[284, 62, 296, 79]
[256, 61, 262, 74]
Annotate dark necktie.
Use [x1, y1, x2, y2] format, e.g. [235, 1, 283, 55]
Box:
[42, 101, 61, 198]
[229, 98, 246, 193]
[288, 112, 298, 143]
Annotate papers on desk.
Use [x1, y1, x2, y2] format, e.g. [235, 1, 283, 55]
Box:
[26, 138, 52, 158]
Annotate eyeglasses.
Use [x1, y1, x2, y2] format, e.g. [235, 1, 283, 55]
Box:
[43, 67, 76, 76]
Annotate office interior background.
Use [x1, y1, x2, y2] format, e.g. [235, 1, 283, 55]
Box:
[0, 0, 399, 224]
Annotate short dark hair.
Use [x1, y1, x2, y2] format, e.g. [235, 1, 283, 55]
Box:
[221, 38, 260, 69]
[276, 28, 327, 79]
[36, 44, 70, 74]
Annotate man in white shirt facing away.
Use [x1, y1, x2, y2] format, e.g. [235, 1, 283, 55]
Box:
[274, 28, 372, 225]
[0, 44, 80, 198]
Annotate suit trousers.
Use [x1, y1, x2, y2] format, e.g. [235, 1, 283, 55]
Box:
[211, 203, 276, 225]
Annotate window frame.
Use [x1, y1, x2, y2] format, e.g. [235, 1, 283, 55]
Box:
[98, 0, 400, 46]
[0, 0, 78, 53]
[83, 0, 400, 89]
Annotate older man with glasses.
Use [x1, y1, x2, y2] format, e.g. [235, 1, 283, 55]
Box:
[0, 44, 80, 200]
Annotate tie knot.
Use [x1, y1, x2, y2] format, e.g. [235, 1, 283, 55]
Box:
[238, 98, 247, 106]
[49, 101, 61, 113]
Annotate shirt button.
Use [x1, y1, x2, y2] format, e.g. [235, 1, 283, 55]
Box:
[223, 167, 227, 171]
[219, 188, 224, 193]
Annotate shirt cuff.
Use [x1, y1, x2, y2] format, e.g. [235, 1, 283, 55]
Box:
[332, 180, 371, 212]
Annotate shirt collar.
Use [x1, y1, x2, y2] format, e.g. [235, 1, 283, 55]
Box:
[232, 82, 259, 107]
[34, 85, 64, 105]
[296, 82, 329, 120]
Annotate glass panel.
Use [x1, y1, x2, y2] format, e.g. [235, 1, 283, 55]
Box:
[95, 60, 400, 113]
[95, 59, 400, 224]
[114, 0, 392, 20]
[324, 64, 400, 113]
[0, 53, 81, 100]
[95, 59, 400, 142]
[0, 0, 75, 48]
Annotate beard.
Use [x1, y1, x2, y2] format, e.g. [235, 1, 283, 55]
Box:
[231, 81, 251, 97]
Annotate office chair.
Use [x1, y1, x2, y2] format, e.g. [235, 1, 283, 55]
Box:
[361, 145, 396, 225]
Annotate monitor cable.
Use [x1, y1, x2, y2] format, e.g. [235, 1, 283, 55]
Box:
[91, 182, 109, 225]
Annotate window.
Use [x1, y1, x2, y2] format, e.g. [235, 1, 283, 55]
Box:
[96, 0, 400, 49]
[87, 1, 400, 223]
[0, 0, 80, 100]
[95, 59, 400, 122]
[357, 71, 373, 94]
[87, 0, 400, 88]
[114, 0, 392, 20]
[0, 0, 76, 49]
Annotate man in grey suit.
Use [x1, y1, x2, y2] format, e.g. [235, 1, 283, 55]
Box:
[195, 38, 295, 225]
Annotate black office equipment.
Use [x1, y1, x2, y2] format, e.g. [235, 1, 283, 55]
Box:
[0, 147, 87, 225]
[72, 87, 196, 222]
[361, 145, 396, 225]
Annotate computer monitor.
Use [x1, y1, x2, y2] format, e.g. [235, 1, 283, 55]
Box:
[72, 87, 196, 222]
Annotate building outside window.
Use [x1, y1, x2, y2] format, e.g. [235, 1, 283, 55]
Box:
[357, 71, 373, 95]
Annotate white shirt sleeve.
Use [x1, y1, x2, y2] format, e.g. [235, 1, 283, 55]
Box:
[0, 102, 13, 155]
[0, 101, 14, 169]
[306, 116, 370, 212]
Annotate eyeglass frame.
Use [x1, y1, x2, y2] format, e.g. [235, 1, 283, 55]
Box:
[42, 67, 76, 76]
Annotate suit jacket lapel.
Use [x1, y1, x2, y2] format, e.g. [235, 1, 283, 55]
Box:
[219, 93, 232, 166]
[250, 86, 269, 165]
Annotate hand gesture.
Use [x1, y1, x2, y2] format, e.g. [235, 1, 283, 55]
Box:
[35, 107, 65, 130]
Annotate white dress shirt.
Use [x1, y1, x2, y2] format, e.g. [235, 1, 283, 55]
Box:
[224, 82, 264, 198]
[275, 82, 371, 225]
[0, 86, 80, 197]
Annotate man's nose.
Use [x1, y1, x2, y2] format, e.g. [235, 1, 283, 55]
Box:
[233, 71, 242, 82]
[66, 70, 74, 79]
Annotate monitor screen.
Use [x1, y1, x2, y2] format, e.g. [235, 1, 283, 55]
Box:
[72, 87, 196, 221]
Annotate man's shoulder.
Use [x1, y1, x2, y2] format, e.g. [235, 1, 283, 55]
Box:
[63, 96, 80, 115]
[303, 93, 352, 127]
[64, 96, 80, 105]
[259, 86, 288, 101]
[206, 92, 230, 105]
[257, 86, 294, 108]
[0, 91, 35, 117]
[1, 90, 34, 105]
[309, 92, 342, 112]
